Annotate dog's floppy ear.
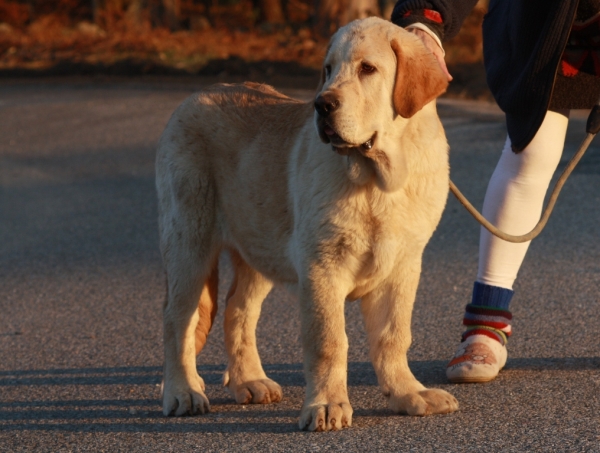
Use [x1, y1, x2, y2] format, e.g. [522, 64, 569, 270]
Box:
[391, 38, 448, 118]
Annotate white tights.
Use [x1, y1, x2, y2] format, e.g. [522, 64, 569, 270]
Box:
[477, 110, 570, 290]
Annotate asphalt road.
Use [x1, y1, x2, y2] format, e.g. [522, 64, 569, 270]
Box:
[0, 78, 599, 452]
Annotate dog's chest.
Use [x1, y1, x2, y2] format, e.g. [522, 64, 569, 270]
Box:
[346, 227, 402, 298]
[342, 190, 435, 299]
[333, 198, 405, 297]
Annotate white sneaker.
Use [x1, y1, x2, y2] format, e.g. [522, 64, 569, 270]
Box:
[446, 334, 507, 383]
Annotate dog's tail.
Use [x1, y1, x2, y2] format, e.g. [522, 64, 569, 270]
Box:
[195, 264, 219, 356]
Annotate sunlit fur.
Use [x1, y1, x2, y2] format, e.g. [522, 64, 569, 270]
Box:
[155, 17, 455, 431]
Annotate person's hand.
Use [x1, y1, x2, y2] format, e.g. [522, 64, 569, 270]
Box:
[409, 28, 453, 82]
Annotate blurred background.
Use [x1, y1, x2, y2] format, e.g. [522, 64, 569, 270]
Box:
[3, 3, 600, 449]
[0, 0, 490, 97]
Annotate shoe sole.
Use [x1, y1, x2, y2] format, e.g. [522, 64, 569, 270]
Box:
[448, 367, 505, 383]
[447, 375, 498, 384]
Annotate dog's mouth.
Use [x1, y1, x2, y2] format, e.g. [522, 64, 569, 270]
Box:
[320, 121, 376, 156]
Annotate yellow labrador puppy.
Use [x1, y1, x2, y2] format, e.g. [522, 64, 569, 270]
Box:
[156, 16, 457, 431]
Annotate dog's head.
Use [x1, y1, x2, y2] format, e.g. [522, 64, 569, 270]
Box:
[314, 17, 448, 157]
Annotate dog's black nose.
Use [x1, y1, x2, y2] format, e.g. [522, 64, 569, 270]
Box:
[314, 94, 340, 117]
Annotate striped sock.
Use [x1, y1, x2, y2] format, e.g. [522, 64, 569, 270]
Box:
[461, 282, 514, 345]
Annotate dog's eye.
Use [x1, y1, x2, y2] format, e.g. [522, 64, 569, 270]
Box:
[360, 63, 376, 75]
[324, 65, 332, 79]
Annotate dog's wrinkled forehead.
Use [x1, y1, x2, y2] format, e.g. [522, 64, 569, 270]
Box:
[325, 18, 396, 66]
[326, 27, 361, 60]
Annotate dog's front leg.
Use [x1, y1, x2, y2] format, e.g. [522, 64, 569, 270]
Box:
[361, 260, 459, 416]
[297, 276, 353, 431]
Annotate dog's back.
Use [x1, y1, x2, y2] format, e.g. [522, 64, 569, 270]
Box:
[156, 83, 313, 280]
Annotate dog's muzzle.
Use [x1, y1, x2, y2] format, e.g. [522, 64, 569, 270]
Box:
[314, 93, 375, 153]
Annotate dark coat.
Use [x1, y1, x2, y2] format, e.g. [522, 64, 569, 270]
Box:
[392, 0, 579, 151]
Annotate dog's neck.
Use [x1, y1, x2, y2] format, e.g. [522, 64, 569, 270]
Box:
[342, 117, 412, 193]
[342, 102, 441, 193]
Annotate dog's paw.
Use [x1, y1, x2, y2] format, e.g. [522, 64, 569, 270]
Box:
[299, 402, 353, 431]
[231, 378, 283, 405]
[389, 388, 458, 416]
[162, 377, 210, 416]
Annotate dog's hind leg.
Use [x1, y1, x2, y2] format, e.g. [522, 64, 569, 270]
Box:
[195, 265, 219, 356]
[162, 246, 219, 416]
[159, 170, 220, 416]
[222, 250, 282, 405]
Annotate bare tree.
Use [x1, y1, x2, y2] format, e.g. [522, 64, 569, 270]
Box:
[92, 0, 100, 23]
[259, 0, 286, 24]
[126, 0, 146, 27]
[162, 0, 181, 30]
[314, 0, 380, 37]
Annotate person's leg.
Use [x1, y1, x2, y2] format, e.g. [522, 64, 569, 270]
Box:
[447, 109, 569, 383]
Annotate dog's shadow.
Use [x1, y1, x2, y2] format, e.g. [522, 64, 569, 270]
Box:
[1, 357, 597, 434]
[0, 362, 443, 434]
[239, 360, 451, 387]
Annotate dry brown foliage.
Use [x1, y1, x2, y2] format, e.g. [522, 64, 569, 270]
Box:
[0, 15, 328, 72]
[0, 3, 484, 75]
